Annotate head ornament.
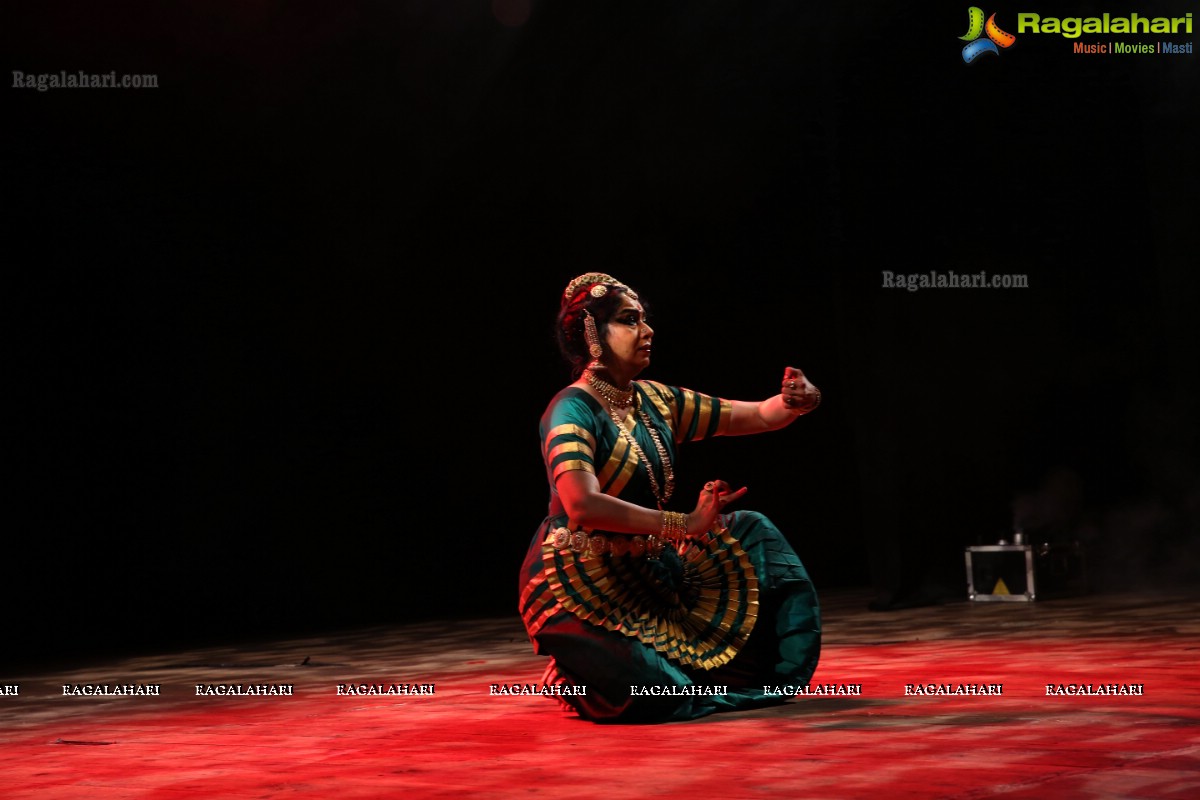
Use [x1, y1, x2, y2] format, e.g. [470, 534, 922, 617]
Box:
[562, 272, 637, 304]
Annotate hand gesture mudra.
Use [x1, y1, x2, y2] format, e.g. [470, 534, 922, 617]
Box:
[689, 478, 748, 537]
[781, 366, 822, 413]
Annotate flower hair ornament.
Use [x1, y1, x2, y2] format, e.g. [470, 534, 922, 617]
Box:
[562, 272, 638, 305]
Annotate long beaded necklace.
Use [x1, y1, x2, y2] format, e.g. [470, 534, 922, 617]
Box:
[584, 370, 675, 507]
[605, 406, 675, 511]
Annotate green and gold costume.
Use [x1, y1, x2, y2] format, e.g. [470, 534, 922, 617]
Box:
[519, 380, 821, 722]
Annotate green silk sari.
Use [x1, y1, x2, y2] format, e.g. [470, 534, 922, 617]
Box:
[519, 380, 821, 722]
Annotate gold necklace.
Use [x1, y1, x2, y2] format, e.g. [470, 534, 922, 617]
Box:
[585, 369, 634, 408]
[607, 405, 675, 509]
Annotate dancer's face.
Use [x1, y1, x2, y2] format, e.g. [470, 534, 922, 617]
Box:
[604, 293, 653, 377]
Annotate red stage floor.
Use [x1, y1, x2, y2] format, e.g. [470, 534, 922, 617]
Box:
[2, 588, 1198, 799]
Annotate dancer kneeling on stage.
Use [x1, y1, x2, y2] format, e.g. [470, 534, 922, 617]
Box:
[518, 271, 823, 723]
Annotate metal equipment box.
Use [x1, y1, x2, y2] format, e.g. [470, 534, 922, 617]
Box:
[965, 542, 1088, 602]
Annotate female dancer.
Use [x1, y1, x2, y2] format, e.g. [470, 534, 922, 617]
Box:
[518, 272, 823, 722]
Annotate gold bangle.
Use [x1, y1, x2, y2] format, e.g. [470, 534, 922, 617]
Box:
[659, 510, 688, 542]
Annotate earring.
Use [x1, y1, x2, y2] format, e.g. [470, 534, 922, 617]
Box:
[584, 310, 603, 359]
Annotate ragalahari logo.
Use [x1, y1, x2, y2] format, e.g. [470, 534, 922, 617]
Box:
[960, 7, 1017, 62]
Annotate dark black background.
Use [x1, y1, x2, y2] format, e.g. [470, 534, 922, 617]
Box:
[6, 1, 1198, 667]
